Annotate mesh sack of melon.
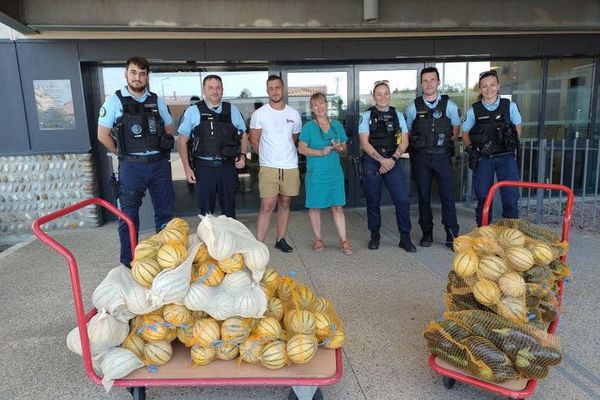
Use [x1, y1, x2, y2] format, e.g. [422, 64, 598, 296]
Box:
[423, 310, 562, 382]
[130, 218, 191, 288]
[449, 220, 569, 326]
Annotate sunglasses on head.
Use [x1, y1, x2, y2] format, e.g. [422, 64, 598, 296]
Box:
[373, 79, 389, 88]
[479, 70, 498, 79]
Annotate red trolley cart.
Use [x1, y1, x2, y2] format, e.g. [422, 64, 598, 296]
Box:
[428, 181, 574, 399]
[32, 197, 343, 400]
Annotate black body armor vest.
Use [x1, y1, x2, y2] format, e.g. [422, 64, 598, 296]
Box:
[409, 95, 453, 155]
[190, 101, 241, 159]
[368, 106, 400, 156]
[114, 91, 166, 155]
[469, 98, 519, 156]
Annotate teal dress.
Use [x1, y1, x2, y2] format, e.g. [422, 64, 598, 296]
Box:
[299, 119, 348, 209]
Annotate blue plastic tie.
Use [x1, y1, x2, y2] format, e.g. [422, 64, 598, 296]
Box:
[147, 365, 158, 373]
[289, 271, 297, 278]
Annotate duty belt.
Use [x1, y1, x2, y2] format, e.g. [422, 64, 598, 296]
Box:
[120, 153, 166, 163]
[193, 158, 234, 167]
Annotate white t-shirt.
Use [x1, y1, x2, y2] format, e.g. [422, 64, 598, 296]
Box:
[250, 104, 302, 169]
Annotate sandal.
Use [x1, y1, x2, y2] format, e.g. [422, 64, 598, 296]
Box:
[313, 239, 324, 253]
[341, 240, 353, 255]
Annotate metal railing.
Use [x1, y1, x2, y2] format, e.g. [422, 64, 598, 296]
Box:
[457, 138, 600, 229]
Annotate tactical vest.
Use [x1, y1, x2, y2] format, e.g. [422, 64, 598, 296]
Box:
[114, 90, 165, 155]
[368, 106, 400, 156]
[190, 101, 241, 159]
[409, 95, 453, 154]
[469, 98, 518, 156]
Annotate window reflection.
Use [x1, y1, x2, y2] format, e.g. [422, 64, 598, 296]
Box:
[358, 70, 417, 113]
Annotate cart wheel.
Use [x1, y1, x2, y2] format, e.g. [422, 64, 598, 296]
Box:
[127, 386, 146, 400]
[288, 387, 323, 400]
[442, 376, 456, 389]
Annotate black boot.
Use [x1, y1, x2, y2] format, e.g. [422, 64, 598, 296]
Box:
[368, 231, 380, 250]
[399, 234, 417, 252]
[445, 227, 458, 251]
[420, 230, 433, 247]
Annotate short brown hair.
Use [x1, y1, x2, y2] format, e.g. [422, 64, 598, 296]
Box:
[203, 74, 223, 87]
[267, 74, 284, 85]
[125, 56, 150, 72]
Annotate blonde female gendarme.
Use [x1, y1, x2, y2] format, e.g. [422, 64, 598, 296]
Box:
[298, 92, 352, 255]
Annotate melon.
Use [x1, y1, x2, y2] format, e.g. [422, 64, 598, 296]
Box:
[287, 334, 318, 364]
[498, 228, 526, 248]
[477, 225, 500, 239]
[218, 253, 245, 274]
[191, 310, 208, 320]
[506, 247, 534, 272]
[177, 322, 196, 347]
[253, 317, 282, 340]
[295, 285, 316, 310]
[190, 344, 216, 366]
[156, 243, 186, 269]
[453, 235, 475, 253]
[193, 318, 221, 348]
[261, 341, 289, 369]
[453, 250, 479, 278]
[313, 312, 333, 341]
[221, 317, 252, 344]
[165, 217, 190, 235]
[239, 335, 264, 364]
[121, 333, 145, 359]
[193, 260, 225, 286]
[498, 272, 526, 298]
[284, 310, 316, 335]
[133, 239, 161, 261]
[143, 341, 172, 366]
[131, 258, 162, 288]
[528, 242, 555, 266]
[160, 226, 187, 244]
[215, 343, 239, 361]
[477, 255, 508, 281]
[193, 243, 209, 264]
[261, 282, 276, 299]
[497, 296, 528, 324]
[139, 314, 167, 342]
[323, 327, 346, 349]
[310, 297, 332, 314]
[264, 297, 285, 321]
[277, 277, 298, 304]
[261, 267, 281, 292]
[162, 304, 192, 326]
[163, 326, 178, 342]
[473, 279, 501, 307]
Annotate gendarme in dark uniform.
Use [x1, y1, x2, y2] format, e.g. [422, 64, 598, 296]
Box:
[97, 56, 175, 267]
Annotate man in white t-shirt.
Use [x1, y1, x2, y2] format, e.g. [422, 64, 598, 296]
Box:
[250, 75, 302, 253]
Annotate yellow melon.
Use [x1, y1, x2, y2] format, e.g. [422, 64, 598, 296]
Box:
[177, 321, 197, 347]
[284, 310, 316, 335]
[453, 250, 479, 278]
[498, 271, 526, 298]
[497, 296, 528, 324]
[193, 318, 221, 348]
[133, 239, 161, 261]
[498, 228, 526, 248]
[218, 253, 245, 273]
[190, 344, 216, 366]
[276, 277, 298, 304]
[477, 225, 500, 239]
[261, 341, 289, 369]
[528, 242, 555, 265]
[165, 217, 190, 235]
[477, 255, 508, 281]
[506, 247, 534, 272]
[310, 297, 332, 314]
[162, 303, 192, 326]
[313, 312, 332, 341]
[287, 334, 318, 364]
[323, 327, 346, 349]
[261, 267, 281, 292]
[193, 260, 225, 286]
[143, 341, 172, 366]
[221, 317, 252, 345]
[253, 317, 282, 340]
[264, 297, 285, 321]
[122, 332, 145, 359]
[473, 279, 501, 307]
[295, 285, 316, 310]
[160, 226, 187, 244]
[193, 243, 209, 264]
[131, 258, 162, 288]
[140, 314, 168, 342]
[163, 326, 178, 342]
[215, 343, 239, 361]
[191, 310, 208, 320]
[157, 243, 186, 269]
[453, 235, 475, 253]
[239, 335, 265, 365]
[261, 282, 276, 299]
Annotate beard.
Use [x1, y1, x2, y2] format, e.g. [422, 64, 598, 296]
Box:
[127, 80, 147, 93]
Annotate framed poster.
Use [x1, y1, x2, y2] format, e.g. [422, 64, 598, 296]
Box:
[33, 79, 76, 130]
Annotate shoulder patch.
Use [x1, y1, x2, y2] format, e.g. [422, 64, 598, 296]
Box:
[358, 115, 363, 125]
[99, 107, 106, 117]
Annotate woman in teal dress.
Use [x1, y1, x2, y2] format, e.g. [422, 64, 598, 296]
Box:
[298, 92, 352, 255]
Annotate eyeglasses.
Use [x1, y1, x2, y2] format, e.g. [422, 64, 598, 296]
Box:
[479, 70, 498, 79]
[373, 79, 389, 88]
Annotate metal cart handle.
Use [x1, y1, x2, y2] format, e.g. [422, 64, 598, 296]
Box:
[31, 197, 136, 384]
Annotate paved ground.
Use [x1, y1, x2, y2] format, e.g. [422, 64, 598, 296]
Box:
[0, 205, 598, 400]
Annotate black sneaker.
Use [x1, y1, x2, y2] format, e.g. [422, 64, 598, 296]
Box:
[368, 231, 380, 250]
[419, 231, 433, 247]
[445, 228, 458, 251]
[399, 234, 417, 253]
[275, 238, 293, 253]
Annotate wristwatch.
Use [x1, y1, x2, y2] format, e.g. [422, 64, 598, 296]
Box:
[391, 154, 399, 161]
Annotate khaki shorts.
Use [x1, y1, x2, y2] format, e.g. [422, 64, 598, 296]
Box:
[258, 167, 300, 198]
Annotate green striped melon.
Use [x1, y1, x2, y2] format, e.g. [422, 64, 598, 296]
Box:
[193, 243, 209, 264]
[261, 282, 276, 299]
[284, 310, 316, 335]
[133, 239, 161, 261]
[477, 225, 500, 239]
[218, 253, 245, 273]
[261, 267, 281, 292]
[313, 312, 332, 341]
[323, 327, 346, 349]
[131, 258, 162, 288]
[193, 261, 225, 286]
[122, 332, 145, 359]
[295, 285, 316, 310]
[473, 278, 501, 307]
[160, 226, 187, 244]
[165, 217, 190, 235]
[287, 334, 318, 364]
[498, 228, 526, 248]
[506, 247, 534, 272]
[191, 310, 208, 320]
[453, 250, 479, 278]
[215, 343, 239, 361]
[261, 340, 289, 369]
[453, 235, 475, 253]
[239, 335, 265, 365]
[498, 271, 526, 298]
[193, 318, 221, 348]
[253, 317, 282, 340]
[163, 303, 192, 326]
[140, 314, 168, 342]
[221, 317, 252, 344]
[163, 326, 178, 342]
[528, 242, 555, 265]
[190, 344, 216, 366]
[310, 297, 332, 314]
[143, 341, 172, 366]
[264, 297, 285, 321]
[276, 277, 298, 304]
[477, 255, 508, 281]
[177, 321, 197, 347]
[157, 243, 186, 269]
[497, 296, 528, 324]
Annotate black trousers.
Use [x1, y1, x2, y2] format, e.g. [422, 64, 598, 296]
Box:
[193, 159, 238, 218]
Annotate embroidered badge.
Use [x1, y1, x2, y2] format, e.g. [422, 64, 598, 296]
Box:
[99, 107, 106, 117]
[433, 110, 443, 119]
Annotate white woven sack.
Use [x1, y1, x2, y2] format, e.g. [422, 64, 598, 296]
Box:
[92, 265, 136, 322]
[100, 347, 145, 392]
[66, 309, 129, 356]
[196, 215, 268, 281]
